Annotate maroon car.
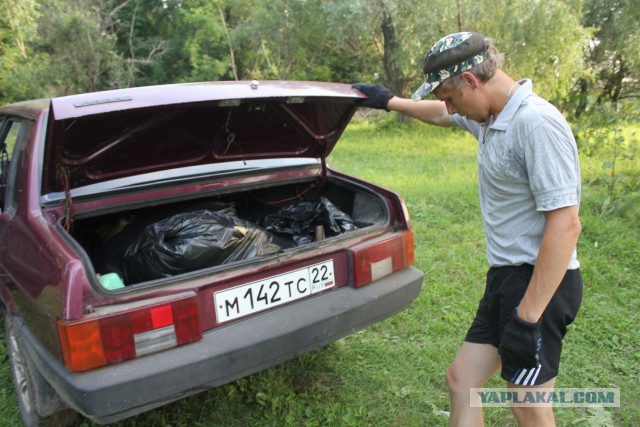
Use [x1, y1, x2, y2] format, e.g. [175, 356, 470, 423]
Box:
[0, 81, 423, 425]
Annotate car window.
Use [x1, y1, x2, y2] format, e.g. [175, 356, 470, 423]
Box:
[1, 119, 28, 213]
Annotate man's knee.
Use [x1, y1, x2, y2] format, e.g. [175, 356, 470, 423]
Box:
[507, 377, 557, 426]
[447, 342, 500, 394]
[446, 360, 470, 395]
[446, 362, 464, 392]
[510, 405, 555, 427]
[445, 363, 458, 392]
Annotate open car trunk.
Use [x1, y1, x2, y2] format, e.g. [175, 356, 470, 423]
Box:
[43, 82, 389, 289]
[68, 176, 388, 289]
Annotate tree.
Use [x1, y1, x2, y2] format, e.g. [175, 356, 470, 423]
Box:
[445, 0, 589, 103]
[228, 0, 339, 81]
[317, 0, 449, 95]
[0, 0, 133, 100]
[167, 0, 241, 83]
[0, 0, 594, 107]
[109, 0, 172, 86]
[35, 0, 130, 95]
[320, 0, 588, 104]
[581, 0, 640, 107]
[0, 0, 44, 102]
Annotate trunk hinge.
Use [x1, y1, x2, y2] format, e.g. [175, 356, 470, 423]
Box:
[316, 155, 328, 191]
[57, 165, 74, 231]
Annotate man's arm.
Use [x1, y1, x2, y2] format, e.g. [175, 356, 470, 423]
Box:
[517, 205, 582, 323]
[387, 96, 453, 127]
[351, 83, 453, 127]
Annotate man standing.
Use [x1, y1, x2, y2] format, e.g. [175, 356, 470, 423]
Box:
[353, 32, 582, 427]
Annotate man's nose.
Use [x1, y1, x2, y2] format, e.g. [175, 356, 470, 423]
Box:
[445, 101, 457, 115]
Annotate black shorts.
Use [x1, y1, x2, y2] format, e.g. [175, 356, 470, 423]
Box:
[465, 264, 582, 385]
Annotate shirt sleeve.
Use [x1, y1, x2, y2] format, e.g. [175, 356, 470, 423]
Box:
[524, 117, 579, 211]
[450, 114, 482, 139]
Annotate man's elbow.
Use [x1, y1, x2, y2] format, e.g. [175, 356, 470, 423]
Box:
[569, 216, 582, 241]
[545, 205, 582, 241]
[562, 209, 582, 243]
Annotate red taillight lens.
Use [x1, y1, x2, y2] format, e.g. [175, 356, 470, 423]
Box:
[100, 315, 135, 364]
[58, 295, 202, 372]
[351, 231, 415, 288]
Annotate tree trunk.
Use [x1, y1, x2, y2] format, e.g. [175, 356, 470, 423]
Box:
[380, 9, 410, 123]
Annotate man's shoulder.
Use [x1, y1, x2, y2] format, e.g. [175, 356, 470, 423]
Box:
[518, 93, 555, 117]
[513, 95, 570, 134]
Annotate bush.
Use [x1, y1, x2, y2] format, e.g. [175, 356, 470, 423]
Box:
[573, 100, 640, 199]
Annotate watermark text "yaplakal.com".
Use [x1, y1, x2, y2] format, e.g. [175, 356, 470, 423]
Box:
[470, 388, 620, 407]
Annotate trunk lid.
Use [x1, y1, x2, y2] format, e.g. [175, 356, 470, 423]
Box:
[43, 81, 361, 195]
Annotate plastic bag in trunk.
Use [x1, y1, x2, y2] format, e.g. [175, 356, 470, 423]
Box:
[122, 210, 285, 283]
[260, 197, 356, 245]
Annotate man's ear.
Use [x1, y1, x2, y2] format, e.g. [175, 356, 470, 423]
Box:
[460, 71, 480, 89]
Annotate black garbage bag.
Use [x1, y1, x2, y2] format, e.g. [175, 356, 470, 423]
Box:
[260, 197, 356, 245]
[123, 210, 284, 283]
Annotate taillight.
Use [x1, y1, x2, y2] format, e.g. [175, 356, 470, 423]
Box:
[57, 295, 202, 372]
[351, 231, 415, 288]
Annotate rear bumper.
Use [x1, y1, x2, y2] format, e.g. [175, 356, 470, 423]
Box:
[18, 267, 423, 424]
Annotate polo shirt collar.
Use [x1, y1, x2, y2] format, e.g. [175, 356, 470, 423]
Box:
[490, 79, 532, 131]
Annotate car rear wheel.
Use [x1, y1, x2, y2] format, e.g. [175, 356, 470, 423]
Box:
[5, 315, 78, 427]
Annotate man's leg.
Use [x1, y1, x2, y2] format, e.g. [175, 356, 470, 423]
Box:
[446, 341, 501, 427]
[500, 269, 582, 426]
[508, 377, 557, 427]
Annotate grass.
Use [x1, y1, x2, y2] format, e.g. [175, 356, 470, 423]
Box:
[1, 119, 638, 426]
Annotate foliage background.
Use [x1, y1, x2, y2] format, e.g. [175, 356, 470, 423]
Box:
[1, 0, 637, 106]
[2, 1, 638, 131]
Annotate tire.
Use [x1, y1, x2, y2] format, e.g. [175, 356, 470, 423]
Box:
[5, 315, 78, 427]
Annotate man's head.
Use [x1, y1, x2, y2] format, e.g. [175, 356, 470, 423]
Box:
[411, 32, 504, 101]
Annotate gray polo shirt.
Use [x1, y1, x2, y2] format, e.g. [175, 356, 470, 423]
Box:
[450, 79, 580, 269]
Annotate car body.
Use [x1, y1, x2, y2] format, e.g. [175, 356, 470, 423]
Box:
[0, 81, 423, 425]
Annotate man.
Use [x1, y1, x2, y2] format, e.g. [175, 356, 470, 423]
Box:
[353, 32, 582, 427]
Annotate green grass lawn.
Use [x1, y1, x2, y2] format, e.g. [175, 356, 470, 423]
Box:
[0, 119, 637, 426]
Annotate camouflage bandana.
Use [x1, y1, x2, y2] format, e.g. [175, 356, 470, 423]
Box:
[412, 32, 489, 101]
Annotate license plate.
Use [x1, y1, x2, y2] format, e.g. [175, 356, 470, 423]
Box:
[214, 260, 335, 323]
